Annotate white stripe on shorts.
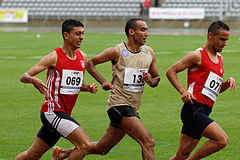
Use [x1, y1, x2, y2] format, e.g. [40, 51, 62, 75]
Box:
[44, 111, 79, 137]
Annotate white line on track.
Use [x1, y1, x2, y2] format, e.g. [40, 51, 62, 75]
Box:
[155, 51, 173, 55]
[0, 56, 16, 59]
[26, 56, 43, 59]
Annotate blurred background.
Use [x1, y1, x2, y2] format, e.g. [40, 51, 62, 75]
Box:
[0, 0, 240, 32]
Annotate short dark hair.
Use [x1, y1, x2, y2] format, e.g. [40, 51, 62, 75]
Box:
[62, 19, 84, 39]
[125, 18, 144, 36]
[208, 20, 229, 36]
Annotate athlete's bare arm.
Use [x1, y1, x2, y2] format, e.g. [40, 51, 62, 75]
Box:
[86, 46, 119, 90]
[81, 83, 98, 93]
[20, 51, 57, 94]
[166, 51, 201, 104]
[220, 77, 236, 93]
[77, 50, 98, 93]
[143, 47, 160, 87]
[217, 57, 236, 93]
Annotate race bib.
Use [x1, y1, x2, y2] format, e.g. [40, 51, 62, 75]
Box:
[123, 68, 148, 92]
[60, 69, 83, 95]
[201, 71, 223, 102]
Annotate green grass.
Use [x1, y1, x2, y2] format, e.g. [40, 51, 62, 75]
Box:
[0, 31, 239, 160]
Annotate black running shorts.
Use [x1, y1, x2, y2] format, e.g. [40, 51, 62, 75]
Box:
[37, 111, 80, 147]
[107, 105, 140, 128]
[181, 100, 214, 140]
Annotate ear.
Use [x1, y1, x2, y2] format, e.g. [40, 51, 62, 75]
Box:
[63, 32, 69, 40]
[208, 32, 214, 39]
[129, 29, 135, 36]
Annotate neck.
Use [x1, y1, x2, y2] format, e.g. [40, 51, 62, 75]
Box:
[62, 44, 77, 59]
[125, 41, 141, 53]
[204, 44, 217, 56]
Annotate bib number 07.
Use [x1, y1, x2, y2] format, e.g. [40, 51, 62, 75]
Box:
[202, 71, 223, 102]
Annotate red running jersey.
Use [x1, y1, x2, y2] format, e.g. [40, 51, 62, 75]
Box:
[41, 48, 86, 115]
[187, 47, 224, 107]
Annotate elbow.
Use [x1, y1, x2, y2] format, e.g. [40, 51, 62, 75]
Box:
[20, 73, 32, 83]
[150, 75, 160, 88]
[86, 59, 93, 71]
[20, 74, 25, 83]
[166, 68, 171, 79]
[166, 67, 174, 80]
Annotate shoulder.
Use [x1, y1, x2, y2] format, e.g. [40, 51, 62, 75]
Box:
[144, 45, 153, 52]
[186, 50, 201, 60]
[104, 45, 120, 57]
[144, 45, 156, 59]
[111, 45, 120, 53]
[182, 50, 201, 66]
[78, 49, 87, 61]
[38, 50, 58, 68]
[217, 53, 224, 61]
[45, 50, 58, 61]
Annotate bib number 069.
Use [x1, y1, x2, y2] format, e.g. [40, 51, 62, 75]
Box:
[66, 77, 81, 86]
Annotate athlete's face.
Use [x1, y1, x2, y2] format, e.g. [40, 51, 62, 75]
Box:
[210, 29, 229, 53]
[132, 21, 149, 46]
[66, 26, 84, 49]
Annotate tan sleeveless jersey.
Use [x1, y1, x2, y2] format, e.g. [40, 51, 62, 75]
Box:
[107, 43, 152, 112]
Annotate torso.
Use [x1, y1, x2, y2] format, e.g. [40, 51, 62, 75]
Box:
[107, 42, 152, 112]
[41, 47, 86, 115]
[187, 47, 224, 107]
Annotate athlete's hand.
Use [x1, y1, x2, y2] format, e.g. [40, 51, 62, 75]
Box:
[143, 72, 152, 86]
[31, 77, 48, 95]
[181, 90, 196, 104]
[227, 77, 236, 91]
[88, 83, 97, 93]
[102, 81, 114, 90]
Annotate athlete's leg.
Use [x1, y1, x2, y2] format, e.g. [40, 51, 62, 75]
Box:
[65, 126, 92, 160]
[188, 122, 228, 160]
[88, 125, 126, 155]
[119, 117, 156, 160]
[15, 137, 50, 160]
[54, 147, 73, 160]
[55, 125, 126, 159]
[170, 134, 199, 160]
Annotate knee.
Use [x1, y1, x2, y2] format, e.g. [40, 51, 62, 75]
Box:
[98, 149, 110, 155]
[218, 135, 228, 149]
[174, 151, 190, 160]
[15, 151, 42, 160]
[180, 151, 191, 159]
[76, 141, 92, 155]
[94, 145, 111, 155]
[142, 136, 155, 150]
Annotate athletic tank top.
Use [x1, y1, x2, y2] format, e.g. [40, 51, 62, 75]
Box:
[187, 47, 224, 107]
[41, 47, 85, 115]
[107, 43, 152, 112]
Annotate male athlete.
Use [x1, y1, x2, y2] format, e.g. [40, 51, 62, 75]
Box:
[166, 20, 236, 160]
[15, 19, 97, 160]
[53, 18, 160, 160]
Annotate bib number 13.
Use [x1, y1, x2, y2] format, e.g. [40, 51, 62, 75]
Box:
[133, 74, 144, 84]
[123, 68, 148, 92]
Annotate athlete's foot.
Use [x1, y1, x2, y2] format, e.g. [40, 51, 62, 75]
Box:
[52, 146, 63, 160]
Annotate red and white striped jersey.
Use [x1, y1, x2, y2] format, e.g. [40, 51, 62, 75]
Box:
[187, 47, 224, 107]
[41, 47, 85, 115]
